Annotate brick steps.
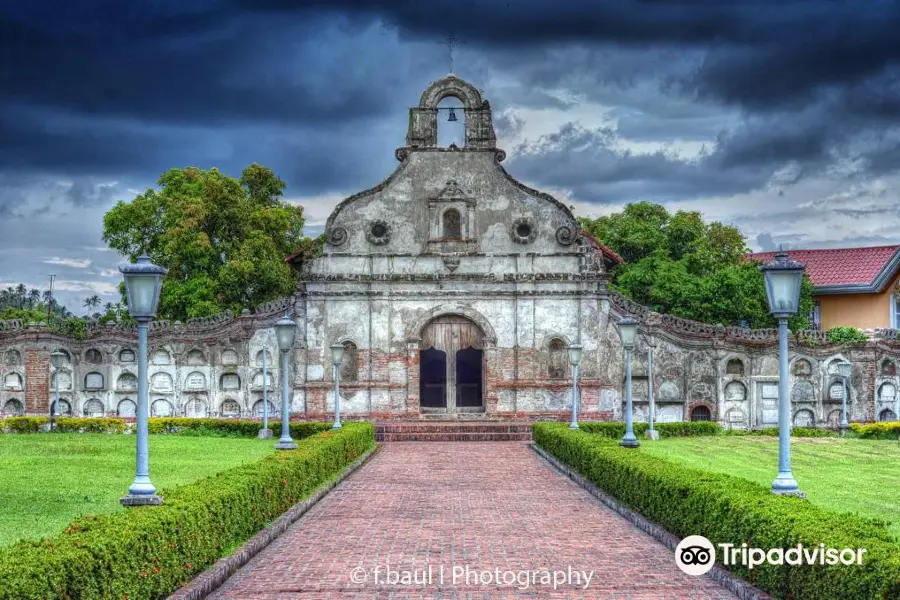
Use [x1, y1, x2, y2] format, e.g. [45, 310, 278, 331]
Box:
[375, 420, 533, 442]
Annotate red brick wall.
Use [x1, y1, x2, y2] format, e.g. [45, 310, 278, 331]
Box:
[25, 348, 49, 413]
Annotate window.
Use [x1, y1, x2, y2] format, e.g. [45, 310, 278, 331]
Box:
[810, 300, 821, 330]
[690, 405, 712, 421]
[84, 372, 104, 390]
[340, 341, 359, 382]
[892, 293, 899, 329]
[548, 339, 567, 379]
[442, 209, 461, 239]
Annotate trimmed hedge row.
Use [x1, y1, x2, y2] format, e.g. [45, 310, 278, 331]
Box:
[850, 421, 900, 440]
[533, 422, 900, 599]
[1, 416, 126, 434]
[727, 426, 836, 438]
[0, 416, 330, 439]
[146, 417, 329, 439]
[577, 420, 723, 438]
[0, 422, 375, 600]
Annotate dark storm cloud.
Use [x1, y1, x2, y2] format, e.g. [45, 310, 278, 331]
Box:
[507, 123, 772, 204]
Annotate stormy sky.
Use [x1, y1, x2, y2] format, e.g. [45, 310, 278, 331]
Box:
[2, 0, 900, 313]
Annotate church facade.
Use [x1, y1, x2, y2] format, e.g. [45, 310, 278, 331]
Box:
[288, 75, 621, 418]
[1, 75, 899, 426]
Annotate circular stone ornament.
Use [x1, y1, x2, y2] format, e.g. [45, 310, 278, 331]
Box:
[555, 225, 576, 246]
[511, 217, 537, 244]
[366, 220, 392, 245]
[327, 227, 348, 247]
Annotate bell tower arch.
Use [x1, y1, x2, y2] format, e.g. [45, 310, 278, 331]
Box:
[406, 74, 497, 150]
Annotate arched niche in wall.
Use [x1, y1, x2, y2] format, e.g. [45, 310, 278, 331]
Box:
[151, 349, 171, 365]
[82, 399, 104, 417]
[4, 349, 21, 365]
[220, 399, 241, 417]
[117, 398, 137, 417]
[221, 349, 239, 366]
[151, 372, 173, 392]
[151, 399, 174, 417]
[117, 372, 137, 390]
[725, 358, 745, 376]
[186, 349, 206, 366]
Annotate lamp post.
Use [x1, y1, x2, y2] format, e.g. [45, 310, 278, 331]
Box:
[49, 350, 65, 432]
[258, 350, 273, 439]
[760, 252, 805, 496]
[331, 343, 344, 429]
[618, 316, 640, 448]
[568, 344, 583, 429]
[119, 254, 166, 506]
[274, 315, 297, 450]
[837, 360, 851, 437]
[645, 337, 659, 441]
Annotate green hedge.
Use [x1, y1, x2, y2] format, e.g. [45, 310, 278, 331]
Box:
[727, 426, 836, 438]
[577, 420, 723, 438]
[0, 422, 374, 600]
[0, 417, 330, 439]
[1, 416, 126, 434]
[146, 418, 329, 440]
[533, 422, 900, 599]
[850, 421, 900, 440]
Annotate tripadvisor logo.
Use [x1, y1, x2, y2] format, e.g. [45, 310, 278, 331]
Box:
[675, 535, 867, 576]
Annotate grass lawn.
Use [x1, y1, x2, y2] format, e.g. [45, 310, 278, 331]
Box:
[640, 436, 900, 539]
[0, 434, 275, 547]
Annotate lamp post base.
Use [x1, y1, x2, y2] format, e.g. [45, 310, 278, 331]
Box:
[120, 494, 163, 506]
[772, 473, 804, 497]
[618, 436, 640, 448]
[332, 422, 343, 430]
[275, 441, 297, 450]
[568, 422, 579, 430]
[644, 429, 659, 441]
[257, 428, 273, 439]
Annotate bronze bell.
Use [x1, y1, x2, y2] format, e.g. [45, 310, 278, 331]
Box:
[448, 108, 458, 122]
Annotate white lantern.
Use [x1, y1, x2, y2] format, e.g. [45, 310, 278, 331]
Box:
[119, 254, 167, 319]
[618, 316, 639, 350]
[837, 361, 852, 379]
[274, 316, 296, 353]
[331, 343, 344, 366]
[567, 344, 583, 366]
[760, 253, 805, 316]
[50, 350, 66, 370]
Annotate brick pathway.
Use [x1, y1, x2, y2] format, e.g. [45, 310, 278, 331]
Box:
[208, 443, 736, 599]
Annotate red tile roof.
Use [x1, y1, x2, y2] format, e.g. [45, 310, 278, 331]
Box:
[747, 245, 900, 289]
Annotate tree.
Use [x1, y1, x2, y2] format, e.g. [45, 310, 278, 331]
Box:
[83, 295, 101, 310]
[579, 201, 814, 330]
[102, 164, 308, 320]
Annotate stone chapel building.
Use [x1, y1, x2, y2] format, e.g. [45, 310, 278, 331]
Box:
[1, 75, 899, 426]
[287, 74, 622, 418]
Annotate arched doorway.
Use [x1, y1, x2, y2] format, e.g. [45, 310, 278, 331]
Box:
[420, 315, 485, 412]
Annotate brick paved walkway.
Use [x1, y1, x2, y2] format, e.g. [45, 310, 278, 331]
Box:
[208, 443, 737, 599]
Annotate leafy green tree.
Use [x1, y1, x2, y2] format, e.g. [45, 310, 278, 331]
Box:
[102, 164, 308, 320]
[579, 201, 814, 330]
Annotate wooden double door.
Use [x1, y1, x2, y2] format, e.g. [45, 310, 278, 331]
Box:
[419, 315, 484, 412]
